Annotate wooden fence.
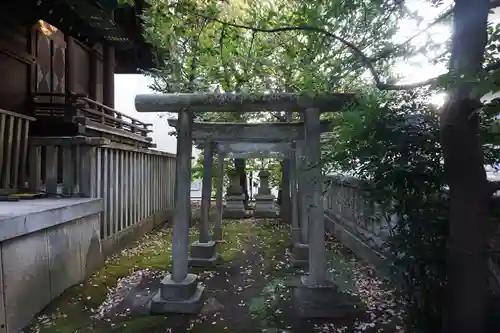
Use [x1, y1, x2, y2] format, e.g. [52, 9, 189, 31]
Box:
[28, 136, 176, 240]
[0, 109, 35, 194]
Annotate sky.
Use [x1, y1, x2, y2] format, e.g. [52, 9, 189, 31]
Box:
[114, 74, 183, 154]
[115, 2, 500, 154]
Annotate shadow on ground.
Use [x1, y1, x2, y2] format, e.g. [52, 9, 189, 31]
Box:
[27, 215, 405, 333]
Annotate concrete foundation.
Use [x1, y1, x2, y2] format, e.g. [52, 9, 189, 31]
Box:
[291, 243, 309, 268]
[223, 194, 247, 219]
[150, 274, 206, 314]
[188, 240, 218, 267]
[292, 275, 361, 319]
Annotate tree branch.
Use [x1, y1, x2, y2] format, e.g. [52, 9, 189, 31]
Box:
[196, 10, 500, 91]
[196, 13, 393, 86]
[369, 5, 454, 63]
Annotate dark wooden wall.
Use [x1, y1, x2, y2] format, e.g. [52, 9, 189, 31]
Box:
[0, 14, 114, 117]
[0, 16, 32, 114]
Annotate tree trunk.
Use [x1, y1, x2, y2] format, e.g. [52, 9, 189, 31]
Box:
[234, 158, 249, 208]
[441, 1, 490, 332]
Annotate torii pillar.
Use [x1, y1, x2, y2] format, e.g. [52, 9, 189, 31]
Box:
[212, 152, 225, 242]
[293, 108, 360, 318]
[150, 111, 205, 314]
[291, 140, 309, 268]
[188, 140, 218, 267]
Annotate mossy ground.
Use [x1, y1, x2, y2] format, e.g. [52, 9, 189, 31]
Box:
[28, 214, 404, 333]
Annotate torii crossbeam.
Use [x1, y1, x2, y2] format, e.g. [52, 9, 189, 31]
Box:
[135, 92, 354, 113]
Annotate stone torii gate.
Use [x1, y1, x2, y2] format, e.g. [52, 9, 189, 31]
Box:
[168, 118, 332, 220]
[217, 142, 291, 218]
[135, 92, 355, 318]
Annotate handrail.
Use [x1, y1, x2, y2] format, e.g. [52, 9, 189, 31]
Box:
[0, 109, 36, 193]
[32, 92, 153, 143]
[79, 97, 153, 135]
[0, 108, 36, 122]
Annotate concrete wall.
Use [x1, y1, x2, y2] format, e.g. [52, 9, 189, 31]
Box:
[0, 198, 103, 333]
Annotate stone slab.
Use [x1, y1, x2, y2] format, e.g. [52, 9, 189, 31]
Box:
[253, 210, 279, 218]
[223, 195, 248, 219]
[254, 197, 278, 218]
[150, 284, 206, 315]
[190, 241, 217, 262]
[0, 198, 103, 242]
[255, 194, 274, 200]
[160, 274, 199, 301]
[292, 276, 362, 319]
[188, 253, 220, 268]
[222, 210, 251, 219]
[291, 243, 309, 268]
[290, 227, 301, 245]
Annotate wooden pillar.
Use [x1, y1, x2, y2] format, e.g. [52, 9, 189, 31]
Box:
[304, 108, 326, 285]
[89, 48, 98, 101]
[171, 111, 193, 282]
[65, 36, 76, 93]
[103, 45, 115, 108]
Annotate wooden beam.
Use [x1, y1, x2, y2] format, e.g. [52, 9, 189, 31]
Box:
[135, 92, 354, 113]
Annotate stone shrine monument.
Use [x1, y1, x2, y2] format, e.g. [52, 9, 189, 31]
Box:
[254, 169, 278, 218]
[223, 169, 247, 218]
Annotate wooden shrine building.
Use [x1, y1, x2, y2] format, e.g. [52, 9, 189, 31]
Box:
[0, 0, 156, 194]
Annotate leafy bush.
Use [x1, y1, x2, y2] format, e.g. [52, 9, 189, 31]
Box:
[323, 88, 500, 332]
[324, 89, 447, 332]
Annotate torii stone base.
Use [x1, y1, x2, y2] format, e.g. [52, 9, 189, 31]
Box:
[254, 194, 278, 218]
[293, 276, 362, 318]
[223, 194, 248, 219]
[150, 274, 205, 314]
[188, 241, 219, 267]
[290, 243, 309, 268]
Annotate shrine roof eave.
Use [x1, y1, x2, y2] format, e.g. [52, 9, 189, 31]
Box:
[135, 92, 355, 113]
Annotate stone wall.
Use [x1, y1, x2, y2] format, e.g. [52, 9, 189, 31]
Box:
[322, 175, 500, 292]
[322, 175, 393, 276]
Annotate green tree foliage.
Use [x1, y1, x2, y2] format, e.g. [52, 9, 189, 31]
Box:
[139, 0, 500, 330]
[324, 87, 500, 332]
[141, 0, 413, 195]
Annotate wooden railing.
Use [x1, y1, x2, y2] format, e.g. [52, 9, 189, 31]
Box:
[28, 136, 176, 239]
[79, 97, 152, 138]
[0, 109, 36, 194]
[32, 92, 153, 147]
